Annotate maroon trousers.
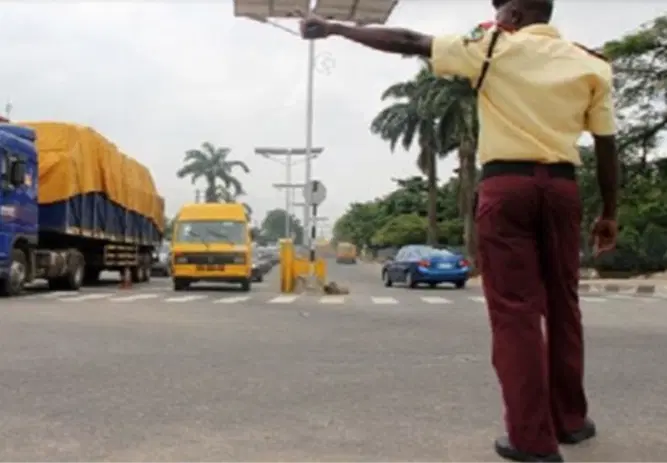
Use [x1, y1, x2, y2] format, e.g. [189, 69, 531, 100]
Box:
[475, 164, 588, 455]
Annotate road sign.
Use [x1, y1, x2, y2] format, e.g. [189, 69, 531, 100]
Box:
[304, 180, 327, 206]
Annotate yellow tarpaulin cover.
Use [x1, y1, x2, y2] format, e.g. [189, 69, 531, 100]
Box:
[20, 121, 164, 230]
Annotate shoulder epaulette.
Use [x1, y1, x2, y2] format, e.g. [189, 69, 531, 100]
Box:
[478, 21, 495, 30]
[573, 42, 609, 62]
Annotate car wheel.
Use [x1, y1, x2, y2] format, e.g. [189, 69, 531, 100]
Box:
[240, 278, 252, 292]
[455, 280, 466, 289]
[382, 270, 392, 287]
[406, 271, 417, 289]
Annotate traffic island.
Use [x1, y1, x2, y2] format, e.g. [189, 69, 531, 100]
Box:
[293, 276, 350, 295]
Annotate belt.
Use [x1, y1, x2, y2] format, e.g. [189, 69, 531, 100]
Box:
[480, 161, 576, 181]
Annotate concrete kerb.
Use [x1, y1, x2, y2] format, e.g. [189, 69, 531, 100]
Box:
[470, 278, 660, 295]
[580, 282, 659, 296]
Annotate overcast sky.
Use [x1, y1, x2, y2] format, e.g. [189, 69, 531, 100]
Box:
[2, 1, 664, 233]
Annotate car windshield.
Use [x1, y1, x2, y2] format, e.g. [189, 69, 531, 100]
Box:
[411, 246, 435, 257]
[175, 220, 246, 244]
[432, 250, 455, 258]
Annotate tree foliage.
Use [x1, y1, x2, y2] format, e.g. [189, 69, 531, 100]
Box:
[176, 142, 250, 203]
[333, 176, 464, 251]
[370, 64, 477, 253]
[260, 208, 305, 244]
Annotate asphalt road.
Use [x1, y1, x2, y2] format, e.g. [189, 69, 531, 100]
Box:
[2, 262, 667, 461]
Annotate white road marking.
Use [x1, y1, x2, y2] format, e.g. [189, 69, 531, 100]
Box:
[213, 296, 251, 304]
[39, 291, 79, 299]
[109, 293, 160, 302]
[608, 294, 633, 300]
[420, 296, 452, 304]
[580, 296, 606, 302]
[58, 293, 113, 302]
[319, 296, 345, 304]
[268, 295, 299, 304]
[164, 295, 207, 303]
[371, 297, 398, 304]
[469, 296, 486, 303]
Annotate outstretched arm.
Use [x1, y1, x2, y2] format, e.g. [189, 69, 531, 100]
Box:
[299, 12, 432, 57]
[299, 13, 500, 82]
[328, 23, 433, 57]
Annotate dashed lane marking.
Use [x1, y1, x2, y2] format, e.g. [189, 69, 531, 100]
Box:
[371, 297, 398, 304]
[267, 295, 300, 304]
[420, 296, 452, 304]
[109, 293, 161, 302]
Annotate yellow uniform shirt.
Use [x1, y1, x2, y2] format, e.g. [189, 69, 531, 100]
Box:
[431, 24, 616, 166]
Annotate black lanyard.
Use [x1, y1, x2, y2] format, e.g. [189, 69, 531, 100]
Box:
[475, 29, 503, 91]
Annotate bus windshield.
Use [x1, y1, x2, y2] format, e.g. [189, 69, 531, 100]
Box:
[175, 220, 247, 245]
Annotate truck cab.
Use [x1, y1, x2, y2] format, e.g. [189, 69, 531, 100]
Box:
[0, 123, 39, 296]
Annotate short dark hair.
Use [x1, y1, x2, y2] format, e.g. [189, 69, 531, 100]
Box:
[492, 0, 510, 7]
[492, 0, 554, 22]
[526, 0, 554, 21]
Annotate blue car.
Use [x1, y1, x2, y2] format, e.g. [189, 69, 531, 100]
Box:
[382, 245, 470, 289]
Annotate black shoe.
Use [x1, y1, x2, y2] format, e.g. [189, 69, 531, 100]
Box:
[558, 418, 596, 445]
[494, 436, 564, 462]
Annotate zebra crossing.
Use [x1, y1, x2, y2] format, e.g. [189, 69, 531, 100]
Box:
[15, 290, 663, 306]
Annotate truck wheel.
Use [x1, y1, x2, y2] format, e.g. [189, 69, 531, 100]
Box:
[0, 249, 27, 297]
[240, 278, 251, 292]
[131, 267, 142, 284]
[64, 252, 85, 291]
[143, 265, 151, 283]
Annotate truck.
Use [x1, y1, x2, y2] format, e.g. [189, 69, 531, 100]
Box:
[0, 120, 165, 297]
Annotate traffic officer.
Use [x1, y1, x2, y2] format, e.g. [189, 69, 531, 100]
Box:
[299, 0, 619, 461]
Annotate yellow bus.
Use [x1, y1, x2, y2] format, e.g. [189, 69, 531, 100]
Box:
[171, 203, 252, 291]
[335, 242, 357, 264]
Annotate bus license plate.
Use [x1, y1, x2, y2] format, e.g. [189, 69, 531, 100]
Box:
[197, 264, 224, 271]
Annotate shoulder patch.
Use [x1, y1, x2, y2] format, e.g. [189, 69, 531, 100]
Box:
[573, 42, 609, 62]
[463, 24, 488, 45]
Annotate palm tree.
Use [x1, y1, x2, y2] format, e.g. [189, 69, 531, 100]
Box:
[370, 67, 444, 245]
[371, 62, 479, 258]
[425, 75, 478, 260]
[177, 142, 250, 203]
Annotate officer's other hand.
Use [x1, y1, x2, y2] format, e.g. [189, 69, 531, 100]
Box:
[589, 217, 617, 257]
[297, 11, 332, 39]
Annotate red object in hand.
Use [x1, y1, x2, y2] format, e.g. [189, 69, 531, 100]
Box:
[459, 259, 470, 268]
[419, 259, 430, 268]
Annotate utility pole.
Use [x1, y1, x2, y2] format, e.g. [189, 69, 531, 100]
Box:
[4, 100, 12, 119]
[194, 189, 201, 203]
[255, 147, 323, 241]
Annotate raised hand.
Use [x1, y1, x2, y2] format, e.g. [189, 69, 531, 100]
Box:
[296, 10, 332, 39]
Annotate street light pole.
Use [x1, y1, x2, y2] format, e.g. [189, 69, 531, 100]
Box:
[256, 147, 322, 242]
[303, 38, 316, 250]
[285, 151, 292, 238]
